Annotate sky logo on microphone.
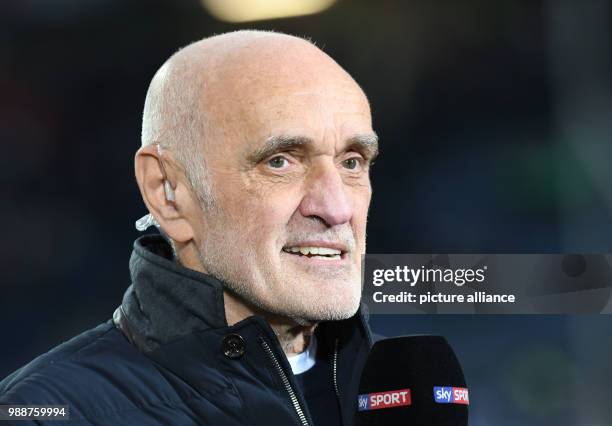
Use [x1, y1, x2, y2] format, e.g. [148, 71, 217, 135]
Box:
[434, 386, 469, 405]
[358, 389, 412, 411]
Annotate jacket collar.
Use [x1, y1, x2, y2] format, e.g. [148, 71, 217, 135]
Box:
[115, 234, 228, 352]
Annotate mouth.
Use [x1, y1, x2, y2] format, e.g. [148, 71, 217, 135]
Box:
[282, 243, 347, 261]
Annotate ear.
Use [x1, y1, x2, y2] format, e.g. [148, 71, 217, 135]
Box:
[134, 145, 196, 243]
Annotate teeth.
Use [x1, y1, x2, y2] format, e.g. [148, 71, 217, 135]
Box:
[284, 246, 342, 257]
[317, 247, 340, 255]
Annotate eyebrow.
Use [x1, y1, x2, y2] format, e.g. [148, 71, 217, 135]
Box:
[247, 132, 379, 165]
[247, 135, 311, 165]
[346, 133, 379, 162]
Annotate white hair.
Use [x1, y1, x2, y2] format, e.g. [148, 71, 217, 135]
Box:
[141, 50, 214, 209]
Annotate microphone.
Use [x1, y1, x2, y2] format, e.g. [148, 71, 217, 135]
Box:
[356, 335, 469, 425]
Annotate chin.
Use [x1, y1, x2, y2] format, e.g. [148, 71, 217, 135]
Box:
[290, 291, 361, 324]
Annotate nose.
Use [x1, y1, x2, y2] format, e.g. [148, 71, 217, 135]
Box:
[298, 163, 353, 227]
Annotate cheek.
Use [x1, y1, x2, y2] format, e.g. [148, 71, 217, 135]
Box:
[238, 190, 302, 244]
[352, 184, 372, 220]
[351, 187, 372, 243]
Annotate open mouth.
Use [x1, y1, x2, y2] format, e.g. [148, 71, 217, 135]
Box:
[282, 246, 344, 260]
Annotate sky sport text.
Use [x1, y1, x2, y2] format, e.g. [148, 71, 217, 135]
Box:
[358, 389, 412, 411]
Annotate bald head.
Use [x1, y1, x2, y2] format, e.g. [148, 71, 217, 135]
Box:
[141, 30, 369, 206]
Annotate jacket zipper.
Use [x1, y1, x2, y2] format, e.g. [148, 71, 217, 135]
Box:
[332, 338, 340, 398]
[259, 337, 310, 426]
[332, 338, 345, 426]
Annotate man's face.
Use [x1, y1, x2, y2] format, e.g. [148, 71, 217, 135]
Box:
[194, 69, 376, 324]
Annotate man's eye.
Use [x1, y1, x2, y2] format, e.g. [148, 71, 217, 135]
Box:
[267, 156, 289, 169]
[343, 158, 360, 170]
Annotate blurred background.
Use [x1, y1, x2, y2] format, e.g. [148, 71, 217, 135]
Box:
[1, 0, 611, 424]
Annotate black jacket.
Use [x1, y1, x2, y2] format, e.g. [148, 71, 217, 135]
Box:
[0, 235, 373, 425]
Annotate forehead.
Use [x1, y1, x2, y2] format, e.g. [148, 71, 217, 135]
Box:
[206, 82, 373, 158]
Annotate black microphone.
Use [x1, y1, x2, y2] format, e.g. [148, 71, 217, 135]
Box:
[356, 335, 469, 425]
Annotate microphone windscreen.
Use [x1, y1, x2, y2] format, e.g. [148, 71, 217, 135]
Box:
[356, 335, 469, 426]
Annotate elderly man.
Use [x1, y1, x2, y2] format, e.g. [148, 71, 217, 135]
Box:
[0, 30, 378, 425]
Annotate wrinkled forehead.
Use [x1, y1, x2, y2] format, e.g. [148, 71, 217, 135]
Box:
[203, 59, 372, 156]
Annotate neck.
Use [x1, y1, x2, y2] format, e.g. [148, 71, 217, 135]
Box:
[268, 317, 317, 356]
[223, 289, 317, 357]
